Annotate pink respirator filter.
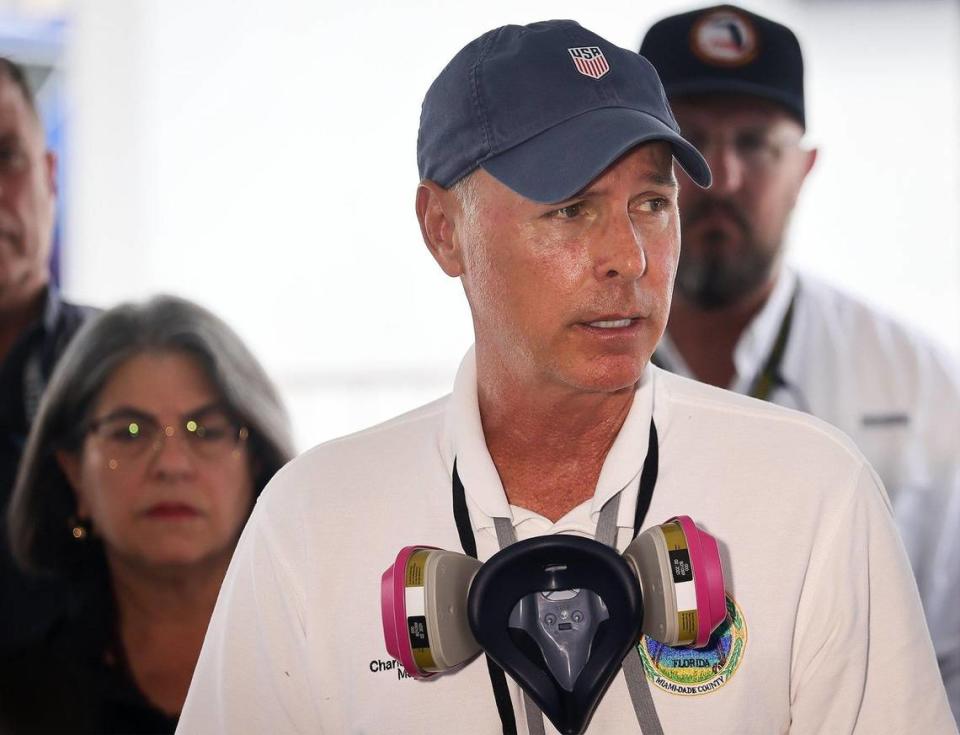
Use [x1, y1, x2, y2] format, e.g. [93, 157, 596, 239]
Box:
[381, 545, 435, 678]
[671, 515, 726, 647]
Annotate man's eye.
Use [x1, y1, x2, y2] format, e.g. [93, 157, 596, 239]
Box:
[735, 133, 767, 153]
[550, 202, 585, 219]
[638, 197, 670, 213]
[0, 146, 24, 165]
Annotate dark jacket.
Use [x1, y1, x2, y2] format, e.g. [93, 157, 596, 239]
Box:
[0, 288, 96, 653]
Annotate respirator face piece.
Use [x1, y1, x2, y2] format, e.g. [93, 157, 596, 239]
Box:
[380, 517, 725, 731]
[468, 535, 642, 734]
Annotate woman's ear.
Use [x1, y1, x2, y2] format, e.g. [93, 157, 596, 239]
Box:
[55, 449, 89, 518]
[416, 180, 465, 277]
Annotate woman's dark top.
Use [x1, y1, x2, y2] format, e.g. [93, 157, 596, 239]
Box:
[0, 572, 178, 735]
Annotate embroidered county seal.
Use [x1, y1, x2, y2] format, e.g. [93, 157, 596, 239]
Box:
[637, 593, 746, 696]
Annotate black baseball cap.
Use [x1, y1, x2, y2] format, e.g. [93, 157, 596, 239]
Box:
[417, 19, 711, 204]
[640, 5, 805, 127]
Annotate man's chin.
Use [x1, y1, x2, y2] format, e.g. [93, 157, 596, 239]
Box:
[675, 263, 773, 311]
[678, 286, 743, 311]
[559, 355, 648, 395]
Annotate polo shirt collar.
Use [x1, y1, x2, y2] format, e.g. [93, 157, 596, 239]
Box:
[657, 268, 798, 392]
[730, 268, 797, 394]
[444, 346, 654, 533]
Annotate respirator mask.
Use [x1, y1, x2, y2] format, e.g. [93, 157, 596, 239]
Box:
[381, 516, 725, 734]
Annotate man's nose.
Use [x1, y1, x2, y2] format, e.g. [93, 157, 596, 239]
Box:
[592, 212, 647, 281]
[706, 144, 746, 196]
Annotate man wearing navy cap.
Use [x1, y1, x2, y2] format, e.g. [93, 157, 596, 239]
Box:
[178, 20, 954, 734]
[641, 6, 960, 722]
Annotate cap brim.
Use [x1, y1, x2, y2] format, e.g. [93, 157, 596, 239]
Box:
[480, 107, 711, 204]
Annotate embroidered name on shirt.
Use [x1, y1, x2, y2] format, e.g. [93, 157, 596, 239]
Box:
[369, 658, 414, 680]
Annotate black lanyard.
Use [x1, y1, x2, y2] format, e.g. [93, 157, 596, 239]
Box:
[652, 286, 799, 402]
[747, 291, 797, 401]
[451, 419, 660, 735]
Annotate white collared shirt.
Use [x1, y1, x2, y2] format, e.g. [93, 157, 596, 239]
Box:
[657, 268, 798, 398]
[452, 348, 654, 555]
[178, 349, 955, 734]
[657, 268, 960, 720]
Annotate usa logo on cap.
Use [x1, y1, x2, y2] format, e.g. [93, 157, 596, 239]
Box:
[568, 46, 610, 79]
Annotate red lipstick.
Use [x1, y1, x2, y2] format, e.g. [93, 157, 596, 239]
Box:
[144, 502, 200, 519]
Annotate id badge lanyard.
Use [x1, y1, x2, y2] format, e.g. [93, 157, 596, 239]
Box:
[451, 419, 665, 735]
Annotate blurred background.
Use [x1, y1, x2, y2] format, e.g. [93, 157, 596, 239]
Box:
[3, 0, 958, 450]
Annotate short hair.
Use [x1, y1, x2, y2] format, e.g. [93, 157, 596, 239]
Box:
[7, 295, 295, 576]
[451, 172, 480, 226]
[0, 57, 40, 119]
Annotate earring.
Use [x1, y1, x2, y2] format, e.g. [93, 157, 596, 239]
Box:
[68, 516, 89, 541]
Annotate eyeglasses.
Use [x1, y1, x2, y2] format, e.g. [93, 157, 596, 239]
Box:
[85, 407, 249, 463]
[684, 127, 803, 172]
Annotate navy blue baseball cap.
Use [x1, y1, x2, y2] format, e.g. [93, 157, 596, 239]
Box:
[640, 5, 805, 127]
[417, 19, 711, 204]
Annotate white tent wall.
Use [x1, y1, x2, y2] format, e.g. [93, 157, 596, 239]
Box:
[61, 0, 960, 450]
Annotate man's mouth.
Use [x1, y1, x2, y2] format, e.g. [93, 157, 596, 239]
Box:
[577, 313, 647, 334]
[587, 318, 634, 329]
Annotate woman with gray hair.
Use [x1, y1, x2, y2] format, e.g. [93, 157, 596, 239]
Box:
[0, 295, 294, 734]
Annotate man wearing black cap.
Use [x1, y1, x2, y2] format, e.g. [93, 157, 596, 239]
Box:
[641, 5, 960, 722]
[178, 19, 954, 734]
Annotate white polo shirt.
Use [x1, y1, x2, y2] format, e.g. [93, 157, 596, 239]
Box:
[178, 350, 956, 735]
[658, 268, 960, 720]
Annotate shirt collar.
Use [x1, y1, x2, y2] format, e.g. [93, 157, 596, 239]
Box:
[657, 268, 798, 391]
[444, 346, 654, 532]
[730, 268, 797, 393]
[2, 285, 61, 355]
[653, 331, 689, 378]
[41, 285, 64, 335]
[0, 286, 61, 374]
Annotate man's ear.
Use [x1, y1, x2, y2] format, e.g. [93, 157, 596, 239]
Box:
[55, 449, 89, 518]
[787, 146, 818, 209]
[801, 146, 818, 180]
[416, 180, 464, 277]
[45, 150, 58, 198]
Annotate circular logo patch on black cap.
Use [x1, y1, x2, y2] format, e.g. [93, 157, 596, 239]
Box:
[690, 9, 758, 67]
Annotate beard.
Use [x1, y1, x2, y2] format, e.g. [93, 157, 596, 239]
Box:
[676, 198, 779, 311]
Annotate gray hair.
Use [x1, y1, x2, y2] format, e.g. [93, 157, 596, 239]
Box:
[8, 294, 295, 575]
[451, 172, 480, 227]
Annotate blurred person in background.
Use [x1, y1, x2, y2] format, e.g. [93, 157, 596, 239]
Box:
[641, 4, 960, 720]
[0, 56, 96, 653]
[0, 295, 293, 734]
